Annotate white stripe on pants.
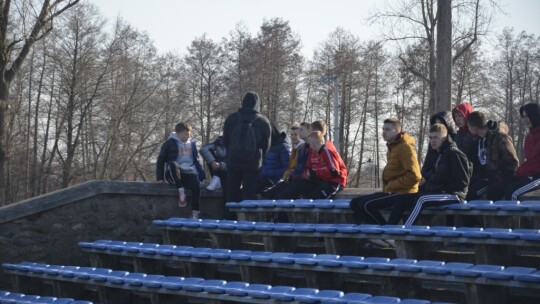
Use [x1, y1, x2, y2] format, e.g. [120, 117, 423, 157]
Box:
[512, 178, 540, 200]
[404, 194, 461, 227]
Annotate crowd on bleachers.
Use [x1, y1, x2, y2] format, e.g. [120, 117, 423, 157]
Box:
[156, 91, 540, 227]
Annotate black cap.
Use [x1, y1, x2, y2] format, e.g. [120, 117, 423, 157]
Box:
[520, 103, 540, 128]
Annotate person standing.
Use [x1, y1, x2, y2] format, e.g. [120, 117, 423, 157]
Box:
[223, 91, 272, 202]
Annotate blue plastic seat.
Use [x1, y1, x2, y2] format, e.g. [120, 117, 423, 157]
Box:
[296, 290, 344, 303]
[179, 277, 206, 292]
[189, 247, 213, 258]
[71, 267, 96, 280]
[199, 219, 220, 229]
[274, 223, 295, 232]
[369, 258, 417, 271]
[337, 256, 366, 268]
[394, 260, 445, 272]
[236, 221, 256, 230]
[123, 273, 147, 286]
[0, 291, 9, 296]
[335, 202, 351, 209]
[321, 292, 372, 304]
[286, 253, 318, 265]
[482, 267, 537, 280]
[33, 297, 61, 303]
[255, 200, 276, 208]
[494, 200, 528, 211]
[171, 246, 194, 257]
[158, 276, 185, 290]
[519, 230, 540, 241]
[183, 219, 203, 228]
[85, 268, 112, 281]
[122, 242, 143, 253]
[423, 262, 473, 275]
[243, 284, 272, 297]
[200, 280, 227, 293]
[515, 270, 540, 283]
[254, 222, 275, 231]
[408, 226, 435, 236]
[208, 281, 249, 295]
[104, 241, 128, 251]
[270, 253, 295, 264]
[315, 224, 338, 233]
[153, 244, 177, 256]
[468, 200, 497, 211]
[336, 224, 361, 234]
[246, 251, 273, 262]
[104, 270, 130, 284]
[399, 300, 431, 304]
[228, 250, 252, 260]
[358, 225, 385, 234]
[451, 264, 505, 277]
[209, 249, 232, 259]
[484, 228, 520, 240]
[519, 200, 540, 211]
[362, 296, 401, 303]
[278, 288, 319, 301]
[0, 293, 24, 302]
[267, 286, 300, 300]
[224, 202, 238, 208]
[142, 275, 165, 288]
[252, 285, 294, 299]
[57, 266, 82, 278]
[294, 224, 317, 232]
[77, 240, 110, 250]
[381, 225, 410, 235]
[456, 227, 489, 238]
[355, 257, 391, 270]
[50, 299, 76, 304]
[274, 199, 295, 208]
[15, 295, 41, 302]
[137, 243, 160, 254]
[294, 199, 315, 208]
[315, 254, 342, 267]
[430, 226, 461, 237]
[217, 220, 239, 230]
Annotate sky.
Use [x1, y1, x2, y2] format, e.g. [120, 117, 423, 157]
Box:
[89, 0, 540, 57]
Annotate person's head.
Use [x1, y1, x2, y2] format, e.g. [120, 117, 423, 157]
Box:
[175, 122, 192, 142]
[430, 111, 456, 136]
[467, 111, 488, 137]
[299, 122, 311, 140]
[270, 123, 281, 146]
[520, 103, 540, 129]
[311, 120, 327, 136]
[429, 123, 448, 151]
[307, 131, 325, 151]
[290, 123, 301, 145]
[382, 118, 402, 142]
[452, 102, 473, 130]
[241, 91, 260, 112]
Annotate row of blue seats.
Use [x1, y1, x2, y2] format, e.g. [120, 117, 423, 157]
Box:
[2, 262, 446, 304]
[78, 240, 540, 284]
[0, 291, 91, 304]
[153, 218, 540, 241]
[226, 199, 540, 212]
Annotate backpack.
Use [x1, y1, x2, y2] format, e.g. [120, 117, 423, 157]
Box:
[228, 114, 259, 163]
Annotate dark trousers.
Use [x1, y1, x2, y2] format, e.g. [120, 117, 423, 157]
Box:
[165, 161, 201, 210]
[263, 180, 290, 199]
[497, 176, 540, 200]
[226, 168, 258, 203]
[466, 179, 489, 201]
[349, 192, 400, 224]
[276, 178, 342, 200]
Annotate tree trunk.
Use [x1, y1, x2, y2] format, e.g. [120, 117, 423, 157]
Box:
[0, 78, 9, 204]
[435, 0, 452, 112]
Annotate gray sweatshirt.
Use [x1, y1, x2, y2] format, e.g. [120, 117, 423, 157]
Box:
[169, 132, 197, 174]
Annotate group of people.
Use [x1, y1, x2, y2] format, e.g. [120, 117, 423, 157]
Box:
[350, 102, 540, 230]
[156, 91, 348, 219]
[155, 91, 540, 226]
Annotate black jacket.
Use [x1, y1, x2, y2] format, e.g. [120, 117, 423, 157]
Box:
[421, 138, 472, 199]
[223, 92, 272, 172]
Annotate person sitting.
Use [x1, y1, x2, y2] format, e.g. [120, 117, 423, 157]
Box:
[500, 103, 540, 200]
[256, 124, 292, 194]
[276, 131, 347, 199]
[466, 111, 519, 200]
[349, 118, 421, 224]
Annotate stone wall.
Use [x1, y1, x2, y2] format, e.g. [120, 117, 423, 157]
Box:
[0, 180, 223, 289]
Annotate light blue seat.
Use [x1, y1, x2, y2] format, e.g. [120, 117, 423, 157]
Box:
[199, 219, 220, 228]
[494, 200, 528, 211]
[189, 247, 213, 258]
[236, 221, 256, 230]
[49, 299, 77, 304]
[358, 225, 385, 234]
[122, 242, 144, 253]
[71, 267, 96, 280]
[469, 200, 498, 211]
[243, 284, 272, 297]
[279, 253, 317, 265]
[182, 219, 203, 228]
[276, 288, 319, 301]
[369, 258, 416, 271]
[335, 202, 351, 209]
[171, 246, 193, 257]
[430, 226, 461, 237]
[520, 200, 540, 211]
[123, 273, 147, 286]
[337, 256, 366, 268]
[81, 268, 112, 281]
[515, 270, 540, 283]
[316, 224, 339, 233]
[141, 275, 165, 288]
[296, 290, 344, 303]
[228, 250, 252, 260]
[456, 227, 489, 238]
[313, 200, 336, 209]
[158, 276, 185, 290]
[57, 266, 82, 278]
[274, 223, 295, 232]
[266, 286, 297, 300]
[252, 285, 294, 299]
[104, 241, 128, 251]
[482, 267, 537, 280]
[394, 260, 445, 272]
[321, 292, 372, 304]
[399, 300, 431, 304]
[104, 270, 129, 284]
[255, 200, 276, 208]
[423, 262, 474, 275]
[294, 199, 315, 208]
[178, 277, 206, 292]
[273, 199, 295, 208]
[153, 244, 177, 256]
[137, 243, 160, 255]
[77, 240, 110, 250]
[361, 296, 401, 303]
[254, 222, 275, 231]
[152, 219, 168, 226]
[484, 228, 520, 240]
[408, 226, 435, 236]
[245, 251, 273, 262]
[335, 224, 361, 234]
[519, 230, 540, 241]
[270, 253, 295, 263]
[209, 281, 249, 295]
[294, 224, 317, 232]
[315, 254, 342, 267]
[217, 220, 239, 230]
[451, 264, 505, 277]
[200, 280, 227, 293]
[381, 225, 410, 235]
[353, 257, 390, 269]
[41, 265, 67, 276]
[209, 249, 232, 259]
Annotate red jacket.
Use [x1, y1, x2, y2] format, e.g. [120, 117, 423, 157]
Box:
[516, 126, 540, 177]
[305, 142, 348, 187]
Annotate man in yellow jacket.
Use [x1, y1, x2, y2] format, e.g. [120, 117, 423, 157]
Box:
[350, 117, 421, 224]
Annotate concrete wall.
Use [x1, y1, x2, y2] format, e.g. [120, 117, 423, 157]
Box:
[0, 180, 223, 289]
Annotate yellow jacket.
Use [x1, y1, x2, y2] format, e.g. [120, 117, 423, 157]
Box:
[382, 132, 421, 194]
[282, 140, 304, 180]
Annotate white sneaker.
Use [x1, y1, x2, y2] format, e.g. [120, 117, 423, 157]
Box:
[206, 176, 221, 191]
[178, 188, 187, 207]
[191, 210, 200, 219]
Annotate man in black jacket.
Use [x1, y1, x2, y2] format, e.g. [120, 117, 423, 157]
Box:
[223, 91, 272, 202]
[384, 123, 472, 226]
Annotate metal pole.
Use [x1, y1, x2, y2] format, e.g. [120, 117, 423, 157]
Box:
[333, 76, 340, 153]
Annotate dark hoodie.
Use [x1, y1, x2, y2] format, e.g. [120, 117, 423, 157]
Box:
[516, 103, 540, 177]
[452, 103, 475, 159]
[223, 91, 272, 172]
[261, 125, 292, 182]
[430, 111, 457, 139]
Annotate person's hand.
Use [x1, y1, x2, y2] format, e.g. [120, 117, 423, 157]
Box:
[419, 177, 426, 186]
[157, 180, 165, 184]
[211, 161, 221, 170]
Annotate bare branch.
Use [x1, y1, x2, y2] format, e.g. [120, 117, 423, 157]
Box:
[452, 0, 479, 63]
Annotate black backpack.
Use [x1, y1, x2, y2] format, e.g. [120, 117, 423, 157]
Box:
[228, 114, 259, 163]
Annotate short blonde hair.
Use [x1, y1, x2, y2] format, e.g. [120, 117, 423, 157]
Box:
[429, 123, 448, 136]
[311, 120, 327, 136]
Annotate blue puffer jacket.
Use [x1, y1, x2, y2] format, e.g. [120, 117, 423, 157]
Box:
[260, 131, 292, 182]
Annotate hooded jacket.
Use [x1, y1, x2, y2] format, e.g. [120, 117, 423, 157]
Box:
[283, 139, 305, 181]
[156, 133, 205, 181]
[305, 143, 348, 187]
[223, 92, 272, 172]
[452, 102, 475, 160]
[260, 129, 292, 182]
[430, 111, 457, 139]
[382, 132, 422, 194]
[471, 121, 519, 181]
[421, 136, 472, 199]
[516, 103, 540, 177]
[200, 136, 227, 172]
